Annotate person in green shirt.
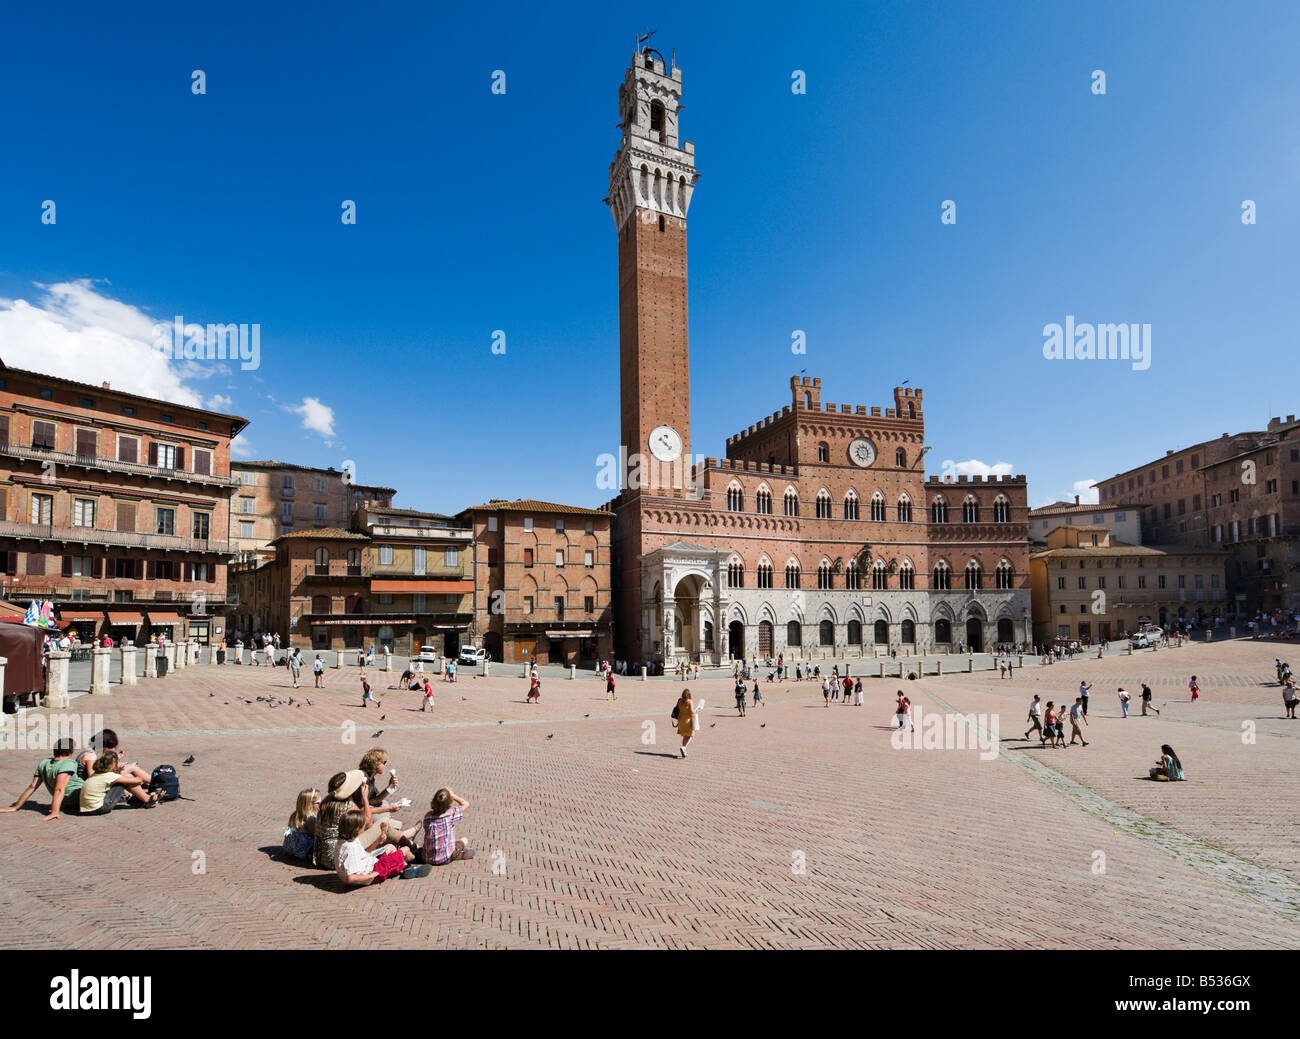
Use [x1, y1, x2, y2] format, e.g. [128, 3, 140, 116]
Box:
[0, 738, 84, 820]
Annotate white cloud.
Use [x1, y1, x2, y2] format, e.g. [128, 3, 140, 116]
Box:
[286, 396, 336, 440]
[231, 434, 254, 459]
[1073, 479, 1099, 504]
[207, 393, 233, 412]
[0, 280, 207, 406]
[937, 457, 1015, 481]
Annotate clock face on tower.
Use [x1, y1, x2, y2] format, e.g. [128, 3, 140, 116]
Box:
[848, 437, 877, 468]
[649, 425, 683, 462]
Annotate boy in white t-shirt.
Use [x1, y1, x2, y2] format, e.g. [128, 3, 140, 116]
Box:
[335, 809, 428, 885]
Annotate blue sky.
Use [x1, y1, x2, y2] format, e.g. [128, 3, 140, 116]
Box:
[2, 1, 1296, 511]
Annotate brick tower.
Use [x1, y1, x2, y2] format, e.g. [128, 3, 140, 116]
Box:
[607, 46, 699, 489]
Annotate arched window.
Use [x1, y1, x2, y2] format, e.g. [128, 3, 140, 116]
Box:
[817, 442, 829, 463]
[897, 494, 913, 522]
[874, 619, 889, 644]
[899, 560, 915, 590]
[726, 485, 743, 511]
[932, 559, 951, 590]
[817, 561, 833, 589]
[995, 559, 1014, 590]
[755, 488, 772, 515]
[311, 594, 331, 615]
[871, 560, 888, 590]
[757, 560, 773, 589]
[818, 619, 835, 646]
[650, 100, 666, 142]
[962, 495, 980, 524]
[785, 562, 801, 588]
[895, 448, 906, 467]
[816, 490, 831, 519]
[901, 619, 916, 643]
[992, 495, 1011, 523]
[870, 492, 886, 522]
[935, 618, 952, 643]
[931, 495, 948, 524]
[786, 620, 802, 647]
[727, 559, 745, 588]
[703, 621, 714, 650]
[846, 619, 862, 645]
[843, 490, 859, 520]
[783, 488, 798, 516]
[314, 547, 329, 575]
[346, 548, 361, 575]
[804, 391, 811, 409]
[844, 558, 860, 590]
[965, 560, 982, 590]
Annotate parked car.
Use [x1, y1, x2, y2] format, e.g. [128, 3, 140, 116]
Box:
[458, 646, 487, 666]
[414, 645, 438, 663]
[1130, 632, 1155, 649]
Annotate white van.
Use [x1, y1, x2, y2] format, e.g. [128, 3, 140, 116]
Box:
[458, 646, 487, 666]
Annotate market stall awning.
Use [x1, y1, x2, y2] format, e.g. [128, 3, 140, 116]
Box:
[147, 612, 184, 625]
[108, 612, 143, 626]
[369, 579, 472, 593]
[59, 611, 104, 623]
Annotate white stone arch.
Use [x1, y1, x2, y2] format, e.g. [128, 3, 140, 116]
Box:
[963, 600, 988, 621]
[757, 601, 778, 624]
[900, 601, 920, 624]
[994, 600, 1018, 621]
[784, 595, 806, 624]
[727, 602, 749, 626]
[872, 602, 894, 624]
[932, 600, 957, 623]
[817, 600, 838, 624]
[847, 601, 867, 625]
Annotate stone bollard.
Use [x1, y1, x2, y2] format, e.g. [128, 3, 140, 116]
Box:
[1128, 643, 1133, 655]
[164, 643, 177, 675]
[120, 645, 138, 685]
[1018, 655, 1023, 668]
[521, 663, 530, 678]
[382, 654, 391, 672]
[43, 650, 71, 709]
[173, 642, 186, 672]
[89, 646, 112, 696]
[144, 646, 158, 679]
[483, 660, 491, 677]
[640, 665, 647, 681]
[569, 665, 576, 680]
[937, 660, 943, 676]
[1205, 629, 1212, 642]
[1229, 626, 1236, 638]
[879, 661, 885, 678]
[968, 657, 974, 673]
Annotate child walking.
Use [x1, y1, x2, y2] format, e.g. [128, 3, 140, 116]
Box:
[360, 671, 382, 709]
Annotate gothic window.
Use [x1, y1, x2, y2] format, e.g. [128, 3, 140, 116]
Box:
[757, 560, 773, 589]
[995, 560, 1014, 590]
[871, 560, 888, 590]
[727, 560, 744, 588]
[962, 495, 980, 524]
[899, 560, 915, 590]
[844, 559, 860, 590]
[650, 100, 665, 141]
[755, 488, 772, 515]
[843, 491, 859, 520]
[931, 496, 948, 524]
[787, 620, 802, 647]
[784, 488, 798, 516]
[965, 560, 982, 590]
[819, 620, 835, 646]
[895, 448, 906, 467]
[846, 619, 862, 645]
[726, 485, 743, 511]
[897, 494, 912, 522]
[817, 561, 833, 589]
[785, 562, 801, 589]
[901, 619, 916, 643]
[817, 442, 829, 463]
[870, 492, 886, 522]
[874, 619, 889, 644]
[932, 559, 951, 590]
[992, 495, 1010, 523]
[816, 490, 831, 519]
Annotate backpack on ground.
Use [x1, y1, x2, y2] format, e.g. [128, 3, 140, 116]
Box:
[148, 764, 181, 801]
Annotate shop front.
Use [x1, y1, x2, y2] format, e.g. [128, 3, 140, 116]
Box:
[59, 610, 104, 643]
[146, 611, 185, 643]
[108, 611, 144, 646]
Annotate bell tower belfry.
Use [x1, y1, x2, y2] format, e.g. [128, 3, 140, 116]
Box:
[607, 46, 699, 489]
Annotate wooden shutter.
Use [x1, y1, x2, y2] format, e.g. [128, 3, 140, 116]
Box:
[0, 486, 6, 521]
[146, 560, 156, 581]
[176, 446, 185, 470]
[0, 414, 8, 447]
[92, 557, 102, 578]
[174, 561, 183, 581]
[115, 501, 137, 532]
[26, 552, 42, 576]
[135, 559, 144, 580]
[147, 442, 158, 466]
[62, 555, 72, 577]
[5, 551, 16, 575]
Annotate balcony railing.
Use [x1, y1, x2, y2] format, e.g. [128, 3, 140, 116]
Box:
[0, 440, 236, 487]
[8, 585, 231, 605]
[0, 519, 232, 555]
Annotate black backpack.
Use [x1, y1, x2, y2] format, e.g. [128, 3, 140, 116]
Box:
[148, 764, 181, 801]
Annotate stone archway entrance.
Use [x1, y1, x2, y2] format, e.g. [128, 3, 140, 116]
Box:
[965, 617, 984, 652]
[671, 574, 708, 662]
[728, 620, 745, 659]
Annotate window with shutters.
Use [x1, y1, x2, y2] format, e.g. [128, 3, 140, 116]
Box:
[0, 414, 8, 448]
[69, 555, 93, 577]
[412, 594, 426, 613]
[378, 545, 393, 566]
[115, 502, 137, 532]
[30, 493, 53, 524]
[240, 522, 254, 539]
[523, 596, 534, 615]
[117, 435, 139, 463]
[192, 513, 210, 540]
[281, 502, 294, 524]
[193, 449, 212, 476]
[555, 548, 566, 567]
[32, 421, 56, 450]
[412, 547, 427, 575]
[444, 547, 458, 567]
[112, 558, 133, 578]
[73, 498, 95, 527]
[154, 443, 177, 469]
[315, 478, 326, 492]
[156, 508, 175, 536]
[75, 428, 97, 460]
[240, 497, 254, 514]
[27, 552, 45, 576]
[314, 503, 326, 521]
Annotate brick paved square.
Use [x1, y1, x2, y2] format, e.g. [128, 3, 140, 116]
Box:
[1, 640, 1298, 949]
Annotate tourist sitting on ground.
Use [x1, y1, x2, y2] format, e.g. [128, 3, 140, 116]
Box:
[79, 752, 159, 813]
[75, 729, 151, 791]
[396, 667, 416, 689]
[339, 767, 416, 855]
[313, 774, 353, 870]
[335, 809, 428, 885]
[1, 737, 84, 819]
[423, 788, 474, 864]
[1149, 744, 1185, 781]
[283, 787, 320, 860]
[359, 748, 410, 829]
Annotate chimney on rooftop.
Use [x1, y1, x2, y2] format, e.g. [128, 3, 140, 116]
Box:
[102, 382, 110, 389]
[1074, 495, 1080, 505]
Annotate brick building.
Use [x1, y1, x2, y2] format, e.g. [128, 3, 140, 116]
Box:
[0, 360, 245, 644]
[1030, 526, 1228, 644]
[1095, 415, 1300, 614]
[602, 48, 1032, 665]
[230, 459, 394, 562]
[1028, 497, 1142, 546]
[462, 499, 613, 666]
